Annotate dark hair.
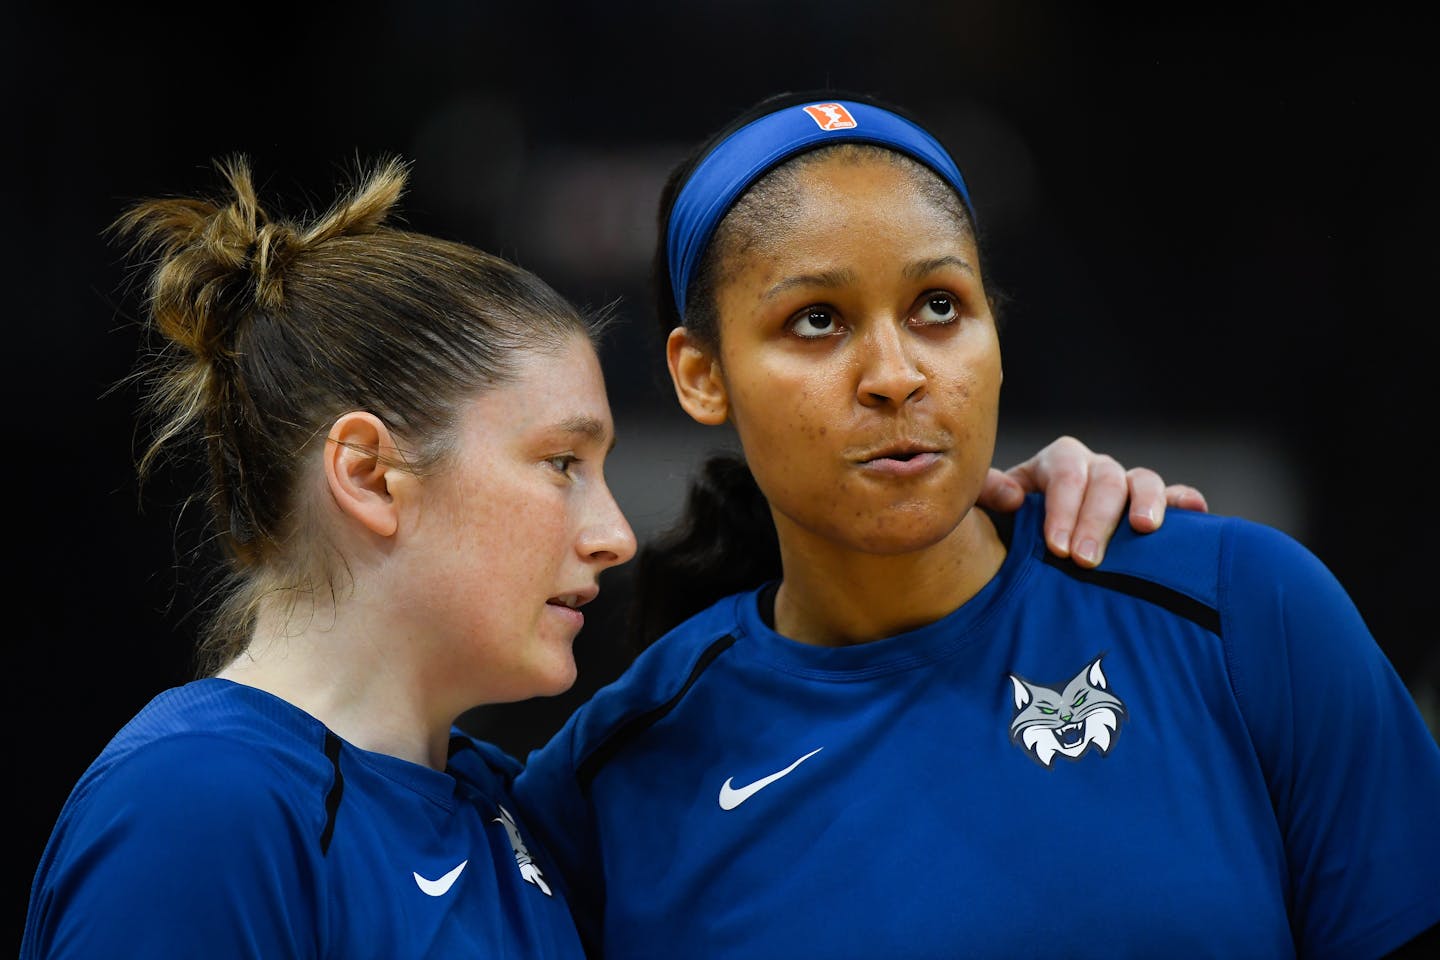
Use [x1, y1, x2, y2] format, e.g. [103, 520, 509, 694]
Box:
[114, 155, 593, 675]
[630, 90, 989, 649]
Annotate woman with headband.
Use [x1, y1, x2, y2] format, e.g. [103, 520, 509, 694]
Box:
[512, 91, 1440, 958]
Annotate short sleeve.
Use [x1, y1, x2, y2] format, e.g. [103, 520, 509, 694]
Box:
[23, 735, 322, 960]
[1222, 520, 1440, 959]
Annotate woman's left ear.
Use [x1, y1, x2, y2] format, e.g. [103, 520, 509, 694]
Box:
[324, 411, 404, 537]
[666, 327, 729, 426]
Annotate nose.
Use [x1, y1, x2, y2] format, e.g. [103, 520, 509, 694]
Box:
[856, 321, 926, 407]
[579, 481, 638, 569]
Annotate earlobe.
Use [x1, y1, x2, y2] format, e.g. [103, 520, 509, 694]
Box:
[666, 327, 729, 426]
[324, 411, 402, 538]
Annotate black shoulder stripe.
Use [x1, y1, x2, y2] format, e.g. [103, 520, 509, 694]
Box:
[1041, 552, 1222, 636]
[320, 730, 345, 856]
[577, 634, 738, 794]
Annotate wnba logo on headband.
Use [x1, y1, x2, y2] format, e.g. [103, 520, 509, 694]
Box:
[802, 103, 858, 131]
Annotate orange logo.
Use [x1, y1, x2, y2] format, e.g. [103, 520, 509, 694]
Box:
[802, 103, 858, 131]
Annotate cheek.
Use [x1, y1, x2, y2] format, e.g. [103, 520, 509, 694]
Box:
[727, 378, 858, 535]
[942, 361, 1001, 428]
[433, 474, 563, 581]
[728, 368, 837, 468]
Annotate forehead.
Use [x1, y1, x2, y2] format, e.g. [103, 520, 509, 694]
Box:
[728, 156, 977, 271]
[796, 153, 963, 218]
[457, 335, 613, 444]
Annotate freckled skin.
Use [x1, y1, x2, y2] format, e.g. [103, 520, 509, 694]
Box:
[707, 157, 1007, 644]
[400, 335, 636, 701]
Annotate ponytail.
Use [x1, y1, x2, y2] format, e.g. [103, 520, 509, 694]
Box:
[627, 451, 781, 650]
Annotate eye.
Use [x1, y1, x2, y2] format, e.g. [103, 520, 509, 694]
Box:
[913, 292, 958, 325]
[1038, 706, 1058, 715]
[788, 305, 842, 339]
[1072, 692, 1088, 708]
[545, 454, 578, 477]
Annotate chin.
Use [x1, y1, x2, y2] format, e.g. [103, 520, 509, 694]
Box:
[527, 656, 580, 699]
[824, 505, 969, 556]
[481, 653, 579, 705]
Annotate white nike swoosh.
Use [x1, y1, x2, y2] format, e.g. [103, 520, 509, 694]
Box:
[413, 860, 468, 896]
[718, 747, 823, 810]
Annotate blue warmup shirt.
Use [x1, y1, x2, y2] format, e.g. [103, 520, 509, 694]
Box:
[514, 496, 1440, 959]
[22, 679, 584, 959]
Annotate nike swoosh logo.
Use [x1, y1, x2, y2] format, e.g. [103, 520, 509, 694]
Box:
[413, 860, 468, 896]
[718, 747, 823, 810]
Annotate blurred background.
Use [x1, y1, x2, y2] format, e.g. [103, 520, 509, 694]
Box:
[7, 0, 1436, 936]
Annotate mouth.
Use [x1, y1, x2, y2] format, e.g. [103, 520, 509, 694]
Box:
[855, 439, 945, 464]
[854, 440, 945, 476]
[545, 588, 598, 611]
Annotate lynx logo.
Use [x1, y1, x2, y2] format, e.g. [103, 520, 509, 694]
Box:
[1008, 655, 1127, 768]
[803, 102, 858, 131]
[494, 804, 552, 896]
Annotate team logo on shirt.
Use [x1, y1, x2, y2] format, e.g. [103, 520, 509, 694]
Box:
[803, 102, 858, 130]
[494, 805, 552, 896]
[1008, 654, 1127, 768]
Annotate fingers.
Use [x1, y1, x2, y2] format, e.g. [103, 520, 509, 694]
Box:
[1000, 435, 1093, 561]
[977, 467, 1026, 513]
[1165, 484, 1209, 513]
[999, 436, 1210, 569]
[1063, 453, 1128, 568]
[1124, 467, 1168, 534]
[1126, 473, 1211, 532]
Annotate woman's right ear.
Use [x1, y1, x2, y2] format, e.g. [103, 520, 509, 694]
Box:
[666, 327, 729, 426]
[323, 411, 404, 538]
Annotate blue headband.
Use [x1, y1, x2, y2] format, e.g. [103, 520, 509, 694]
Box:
[665, 98, 973, 320]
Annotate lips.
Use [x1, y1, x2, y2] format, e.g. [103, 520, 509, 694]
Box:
[861, 444, 939, 464]
[545, 589, 595, 632]
[850, 433, 949, 465]
[545, 586, 598, 610]
[846, 436, 949, 479]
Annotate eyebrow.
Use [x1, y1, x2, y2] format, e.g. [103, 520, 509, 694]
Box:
[905, 255, 975, 279]
[762, 256, 975, 301]
[762, 268, 857, 301]
[557, 414, 617, 452]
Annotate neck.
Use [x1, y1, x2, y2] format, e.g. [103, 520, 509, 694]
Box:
[772, 506, 1006, 646]
[215, 592, 456, 770]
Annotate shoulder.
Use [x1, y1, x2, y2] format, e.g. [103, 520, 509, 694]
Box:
[75, 683, 336, 835]
[527, 589, 750, 774]
[1052, 501, 1327, 616]
[25, 686, 333, 959]
[511, 589, 751, 893]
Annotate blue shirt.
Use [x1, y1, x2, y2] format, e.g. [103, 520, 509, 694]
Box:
[514, 497, 1440, 959]
[23, 679, 584, 959]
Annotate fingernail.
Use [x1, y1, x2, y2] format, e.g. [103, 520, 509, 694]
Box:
[1146, 506, 1159, 526]
[1077, 538, 1100, 565]
[1052, 530, 1070, 555]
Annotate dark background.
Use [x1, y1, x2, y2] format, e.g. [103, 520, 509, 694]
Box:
[8, 0, 1436, 941]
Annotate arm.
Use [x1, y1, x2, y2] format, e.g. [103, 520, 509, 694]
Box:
[978, 434, 1208, 568]
[1223, 521, 1440, 959]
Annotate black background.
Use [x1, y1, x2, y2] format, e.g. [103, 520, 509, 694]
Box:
[8, 1, 1436, 942]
